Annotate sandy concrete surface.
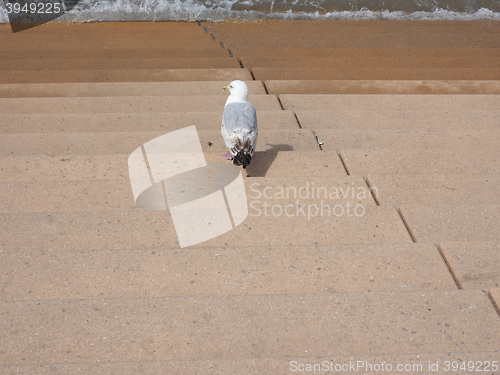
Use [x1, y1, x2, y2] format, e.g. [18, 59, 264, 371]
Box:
[0, 20, 499, 374]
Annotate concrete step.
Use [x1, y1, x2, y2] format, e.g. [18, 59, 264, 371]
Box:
[400, 204, 500, 242]
[314, 128, 500, 151]
[0, 47, 232, 60]
[0, 206, 412, 252]
[0, 151, 346, 181]
[439, 241, 500, 291]
[279, 94, 500, 111]
[0, 40, 225, 51]
[0, 29, 214, 43]
[208, 21, 500, 49]
[0, 291, 498, 364]
[252, 67, 500, 81]
[232, 47, 500, 58]
[242, 56, 500, 69]
[207, 19, 500, 34]
[367, 174, 500, 206]
[0, 21, 210, 36]
[295, 109, 500, 129]
[0, 130, 318, 156]
[0, 81, 266, 98]
[0, 25, 213, 37]
[266, 80, 500, 95]
[0, 154, 131, 182]
[0, 179, 137, 213]
[0, 111, 295, 133]
[1, 352, 497, 374]
[0, 68, 252, 83]
[0, 33, 216, 45]
[0, 94, 279, 114]
[0, 243, 456, 301]
[0, 57, 239, 71]
[0, 33, 221, 48]
[341, 149, 500, 175]
[0, 175, 374, 213]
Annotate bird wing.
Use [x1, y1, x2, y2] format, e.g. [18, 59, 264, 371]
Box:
[221, 101, 258, 156]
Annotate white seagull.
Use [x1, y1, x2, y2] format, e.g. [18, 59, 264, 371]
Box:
[221, 80, 258, 169]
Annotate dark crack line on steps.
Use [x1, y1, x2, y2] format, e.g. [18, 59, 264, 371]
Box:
[276, 96, 285, 110]
[363, 176, 380, 206]
[396, 206, 417, 243]
[435, 243, 463, 290]
[486, 290, 500, 319]
[262, 81, 269, 94]
[336, 151, 350, 176]
[293, 112, 302, 129]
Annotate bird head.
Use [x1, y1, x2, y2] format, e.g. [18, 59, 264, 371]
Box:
[223, 80, 249, 102]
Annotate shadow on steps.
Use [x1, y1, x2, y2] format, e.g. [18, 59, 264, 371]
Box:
[245, 143, 293, 177]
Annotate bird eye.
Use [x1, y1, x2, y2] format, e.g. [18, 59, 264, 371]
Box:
[229, 85, 233, 88]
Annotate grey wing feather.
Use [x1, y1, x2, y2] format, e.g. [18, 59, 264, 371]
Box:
[221, 102, 258, 156]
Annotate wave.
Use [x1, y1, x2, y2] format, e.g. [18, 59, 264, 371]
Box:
[1, 0, 500, 23]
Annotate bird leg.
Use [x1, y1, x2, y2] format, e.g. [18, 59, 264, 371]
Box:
[222, 152, 233, 160]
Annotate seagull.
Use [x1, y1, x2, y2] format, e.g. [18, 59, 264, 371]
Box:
[221, 80, 258, 169]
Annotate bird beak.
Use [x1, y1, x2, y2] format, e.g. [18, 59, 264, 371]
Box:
[222, 86, 229, 91]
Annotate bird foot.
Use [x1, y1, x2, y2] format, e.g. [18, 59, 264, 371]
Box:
[222, 152, 233, 160]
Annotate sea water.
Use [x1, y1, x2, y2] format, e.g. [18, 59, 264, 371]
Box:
[1, 0, 499, 23]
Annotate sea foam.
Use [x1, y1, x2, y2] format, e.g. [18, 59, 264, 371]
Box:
[1, 0, 499, 23]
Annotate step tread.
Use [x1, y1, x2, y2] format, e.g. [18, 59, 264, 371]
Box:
[0, 47, 231, 59]
[0, 175, 375, 213]
[0, 94, 280, 114]
[279, 94, 500, 111]
[0, 353, 497, 374]
[0, 21, 210, 36]
[0, 57, 239, 71]
[252, 67, 500, 81]
[439, 241, 500, 291]
[242, 56, 500, 69]
[367, 174, 500, 206]
[232, 47, 500, 58]
[0, 151, 347, 181]
[0, 68, 252, 83]
[0, 243, 456, 301]
[0, 81, 266, 98]
[400, 204, 500, 242]
[314, 128, 500, 151]
[0, 39, 224, 49]
[0, 206, 412, 252]
[0, 130, 318, 156]
[0, 291, 498, 363]
[266, 80, 500, 95]
[0, 111, 296, 133]
[295, 109, 500, 129]
[341, 149, 500, 175]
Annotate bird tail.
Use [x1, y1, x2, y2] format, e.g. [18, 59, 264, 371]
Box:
[233, 150, 252, 169]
